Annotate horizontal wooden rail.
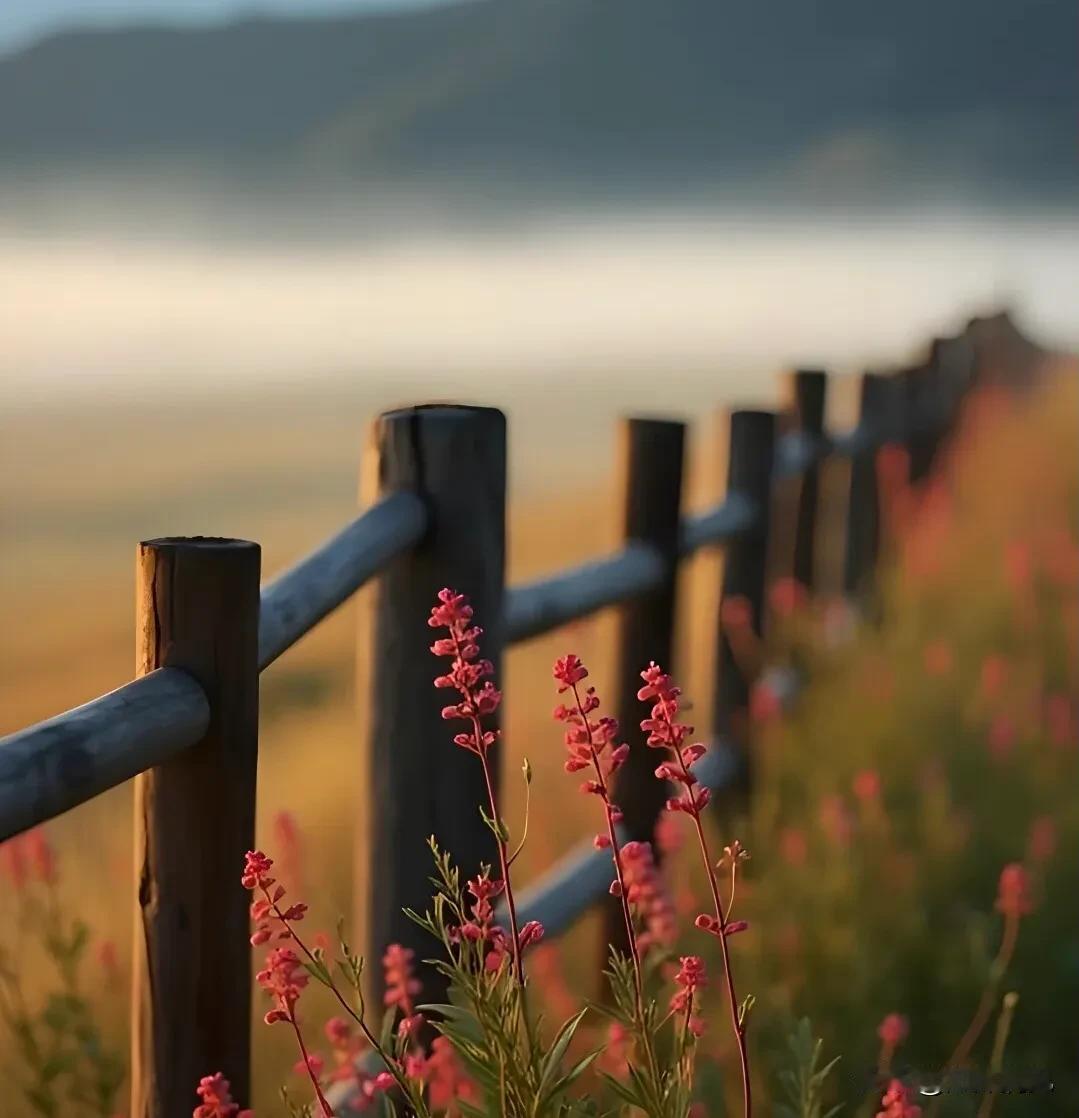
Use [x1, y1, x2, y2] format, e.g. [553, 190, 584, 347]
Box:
[0, 668, 210, 841]
[677, 491, 757, 555]
[775, 429, 830, 478]
[831, 423, 875, 456]
[258, 492, 428, 669]
[0, 410, 904, 843]
[504, 540, 665, 643]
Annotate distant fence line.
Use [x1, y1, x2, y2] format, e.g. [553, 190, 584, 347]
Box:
[0, 312, 1031, 1118]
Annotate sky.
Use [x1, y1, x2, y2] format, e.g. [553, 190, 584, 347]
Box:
[0, 0, 428, 53]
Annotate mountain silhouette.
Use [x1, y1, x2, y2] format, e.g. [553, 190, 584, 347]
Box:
[0, 0, 1074, 203]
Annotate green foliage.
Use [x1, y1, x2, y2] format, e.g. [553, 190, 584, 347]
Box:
[0, 888, 125, 1117]
[408, 839, 598, 1118]
[774, 1019, 841, 1118]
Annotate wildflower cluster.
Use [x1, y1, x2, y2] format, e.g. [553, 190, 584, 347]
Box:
[195, 1073, 253, 1118]
[636, 661, 753, 1116]
[236, 849, 415, 1117]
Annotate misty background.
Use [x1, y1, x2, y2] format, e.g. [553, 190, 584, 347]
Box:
[2, 0, 1077, 445]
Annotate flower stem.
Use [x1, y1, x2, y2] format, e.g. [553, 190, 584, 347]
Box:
[264, 889, 414, 1105]
[928, 913, 1019, 1118]
[476, 733, 526, 990]
[286, 1005, 334, 1116]
[569, 682, 664, 1101]
[569, 682, 645, 1003]
[662, 695, 752, 1118]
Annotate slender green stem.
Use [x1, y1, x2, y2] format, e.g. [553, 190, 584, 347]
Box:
[568, 681, 665, 1107]
[263, 888, 418, 1109]
[659, 693, 752, 1118]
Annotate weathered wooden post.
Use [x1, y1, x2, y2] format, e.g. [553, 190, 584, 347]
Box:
[900, 362, 937, 483]
[926, 333, 977, 460]
[843, 373, 890, 602]
[604, 416, 685, 960]
[357, 406, 506, 1007]
[712, 410, 775, 803]
[781, 369, 827, 593]
[132, 538, 261, 1118]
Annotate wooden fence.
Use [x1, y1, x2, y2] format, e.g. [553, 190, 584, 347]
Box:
[0, 315, 1016, 1117]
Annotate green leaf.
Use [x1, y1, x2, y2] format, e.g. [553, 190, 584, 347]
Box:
[535, 1008, 589, 1108]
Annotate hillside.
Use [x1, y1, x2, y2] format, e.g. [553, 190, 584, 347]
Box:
[0, 0, 1076, 203]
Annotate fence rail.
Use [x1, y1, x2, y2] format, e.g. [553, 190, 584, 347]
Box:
[0, 312, 1013, 1118]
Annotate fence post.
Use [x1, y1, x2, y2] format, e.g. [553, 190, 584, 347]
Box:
[926, 333, 976, 459]
[132, 538, 261, 1118]
[603, 417, 685, 960]
[843, 373, 890, 602]
[357, 405, 506, 1008]
[781, 369, 827, 592]
[899, 362, 938, 484]
[712, 410, 775, 803]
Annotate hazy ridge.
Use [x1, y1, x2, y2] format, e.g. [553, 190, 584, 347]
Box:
[0, 0, 1075, 204]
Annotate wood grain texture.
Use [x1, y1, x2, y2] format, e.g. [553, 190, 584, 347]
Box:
[258, 491, 427, 668]
[357, 406, 506, 1008]
[0, 669, 208, 841]
[843, 373, 889, 600]
[781, 369, 827, 592]
[603, 418, 685, 960]
[131, 537, 260, 1118]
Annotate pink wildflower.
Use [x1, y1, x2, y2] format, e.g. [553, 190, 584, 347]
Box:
[876, 1078, 921, 1118]
[455, 871, 517, 973]
[637, 662, 752, 1114]
[1003, 540, 1033, 592]
[669, 955, 707, 1014]
[654, 814, 684, 855]
[638, 663, 711, 817]
[292, 1053, 325, 1080]
[24, 828, 57, 885]
[749, 680, 782, 724]
[97, 940, 120, 980]
[600, 1021, 631, 1078]
[877, 1013, 909, 1047]
[256, 947, 308, 1024]
[720, 595, 753, 631]
[988, 714, 1016, 760]
[852, 769, 881, 803]
[0, 836, 27, 891]
[1026, 816, 1057, 864]
[996, 863, 1033, 918]
[193, 1072, 254, 1118]
[382, 944, 421, 1012]
[980, 655, 1009, 701]
[423, 1036, 476, 1114]
[0, 827, 58, 891]
[770, 577, 808, 618]
[429, 589, 501, 755]
[922, 640, 954, 677]
[273, 810, 306, 897]
[620, 840, 677, 952]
